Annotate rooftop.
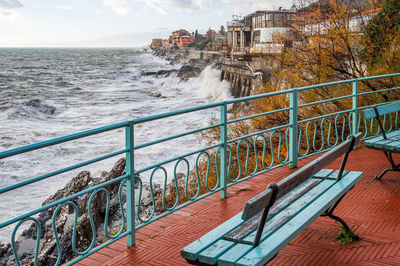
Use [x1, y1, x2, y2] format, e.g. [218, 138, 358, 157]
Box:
[78, 145, 400, 265]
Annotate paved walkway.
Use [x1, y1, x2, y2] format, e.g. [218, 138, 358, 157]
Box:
[77, 145, 400, 265]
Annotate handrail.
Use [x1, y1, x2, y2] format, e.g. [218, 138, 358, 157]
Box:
[0, 72, 399, 265]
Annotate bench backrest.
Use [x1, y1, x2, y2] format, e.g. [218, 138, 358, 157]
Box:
[363, 102, 400, 139]
[242, 132, 362, 221]
[363, 102, 400, 119]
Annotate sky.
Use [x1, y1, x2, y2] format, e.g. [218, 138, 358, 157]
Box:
[0, 0, 295, 47]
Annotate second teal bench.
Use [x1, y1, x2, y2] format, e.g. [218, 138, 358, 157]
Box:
[363, 102, 400, 179]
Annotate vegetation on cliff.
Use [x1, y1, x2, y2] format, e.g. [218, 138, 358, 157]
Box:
[194, 0, 400, 192]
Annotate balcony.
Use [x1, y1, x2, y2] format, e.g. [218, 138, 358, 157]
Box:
[1, 74, 400, 265]
[227, 21, 246, 27]
[250, 43, 284, 54]
[80, 146, 400, 265]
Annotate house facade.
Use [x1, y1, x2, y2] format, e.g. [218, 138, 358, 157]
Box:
[169, 29, 195, 49]
[227, 7, 298, 54]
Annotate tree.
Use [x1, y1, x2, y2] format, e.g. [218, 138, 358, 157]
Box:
[219, 25, 226, 36]
[198, 38, 212, 50]
[275, 0, 367, 87]
[361, 0, 400, 75]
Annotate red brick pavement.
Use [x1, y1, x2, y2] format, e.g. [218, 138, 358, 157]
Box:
[76, 145, 400, 265]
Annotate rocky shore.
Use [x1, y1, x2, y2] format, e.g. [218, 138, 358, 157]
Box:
[144, 48, 223, 82]
[0, 158, 186, 266]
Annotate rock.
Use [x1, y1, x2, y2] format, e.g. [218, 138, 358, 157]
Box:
[0, 242, 14, 265]
[10, 158, 128, 265]
[142, 69, 177, 77]
[177, 65, 202, 81]
[64, 171, 91, 197]
[151, 92, 166, 98]
[1, 157, 173, 265]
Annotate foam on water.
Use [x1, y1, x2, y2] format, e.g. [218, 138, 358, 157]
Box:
[0, 48, 231, 242]
[191, 65, 232, 101]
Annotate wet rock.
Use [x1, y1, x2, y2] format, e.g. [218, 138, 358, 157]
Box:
[143, 69, 177, 77]
[22, 99, 57, 115]
[0, 242, 14, 265]
[177, 65, 202, 81]
[151, 92, 166, 98]
[1, 157, 175, 265]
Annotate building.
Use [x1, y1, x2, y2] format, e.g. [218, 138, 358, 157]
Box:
[177, 35, 195, 49]
[168, 29, 195, 49]
[205, 29, 217, 40]
[161, 39, 170, 48]
[227, 7, 298, 54]
[150, 39, 163, 49]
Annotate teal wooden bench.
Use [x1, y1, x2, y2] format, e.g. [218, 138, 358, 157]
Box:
[363, 102, 400, 180]
[181, 133, 362, 266]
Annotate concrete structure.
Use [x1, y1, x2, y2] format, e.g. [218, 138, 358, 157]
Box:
[227, 7, 298, 55]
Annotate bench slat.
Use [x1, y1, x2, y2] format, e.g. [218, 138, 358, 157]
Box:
[218, 243, 253, 266]
[363, 102, 400, 119]
[236, 171, 363, 266]
[364, 130, 400, 146]
[180, 212, 244, 261]
[370, 139, 393, 149]
[364, 130, 400, 152]
[198, 239, 235, 265]
[314, 169, 347, 180]
[241, 175, 338, 245]
[391, 134, 400, 140]
[382, 140, 400, 151]
[224, 174, 324, 243]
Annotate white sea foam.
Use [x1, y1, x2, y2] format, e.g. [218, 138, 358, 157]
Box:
[191, 65, 232, 101]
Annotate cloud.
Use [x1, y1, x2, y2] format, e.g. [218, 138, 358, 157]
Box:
[103, 0, 131, 16]
[137, 0, 216, 15]
[96, 8, 104, 15]
[0, 0, 22, 9]
[0, 0, 22, 20]
[222, 0, 293, 12]
[56, 5, 72, 11]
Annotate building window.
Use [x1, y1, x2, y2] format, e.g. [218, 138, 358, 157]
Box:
[253, 30, 260, 43]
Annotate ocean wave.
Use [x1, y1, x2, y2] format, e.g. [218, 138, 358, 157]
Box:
[190, 65, 232, 101]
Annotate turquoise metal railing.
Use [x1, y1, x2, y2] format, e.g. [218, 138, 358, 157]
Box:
[1, 73, 400, 265]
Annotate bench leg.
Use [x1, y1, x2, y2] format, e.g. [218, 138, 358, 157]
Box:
[374, 167, 400, 180]
[323, 213, 350, 232]
[184, 259, 213, 266]
[375, 151, 400, 180]
[322, 190, 359, 242]
[322, 194, 351, 233]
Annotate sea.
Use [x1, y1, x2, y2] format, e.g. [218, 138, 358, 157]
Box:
[0, 47, 231, 242]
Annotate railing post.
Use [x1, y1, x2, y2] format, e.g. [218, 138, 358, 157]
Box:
[125, 122, 135, 247]
[289, 89, 298, 168]
[220, 102, 228, 199]
[352, 81, 358, 135]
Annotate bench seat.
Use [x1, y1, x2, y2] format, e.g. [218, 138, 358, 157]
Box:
[364, 129, 400, 152]
[181, 169, 363, 266]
